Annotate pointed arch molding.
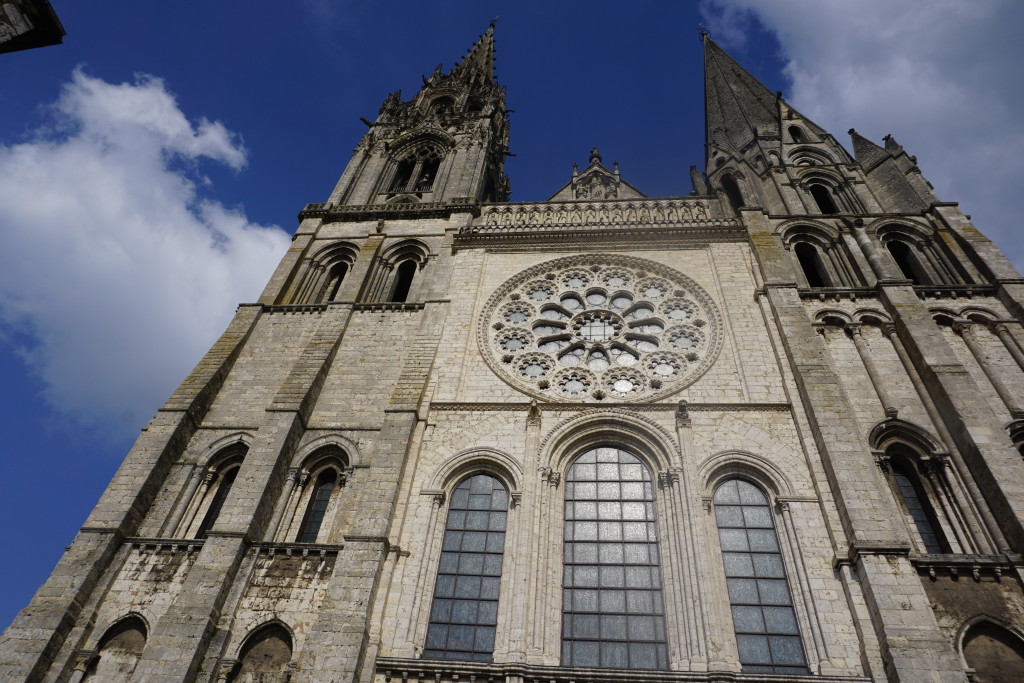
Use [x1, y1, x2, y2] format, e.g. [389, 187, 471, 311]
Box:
[293, 434, 361, 469]
[538, 408, 678, 474]
[196, 432, 254, 468]
[698, 449, 796, 498]
[425, 447, 523, 493]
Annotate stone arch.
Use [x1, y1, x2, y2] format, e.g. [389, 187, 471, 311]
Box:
[698, 450, 796, 499]
[778, 222, 841, 247]
[539, 409, 677, 476]
[296, 241, 360, 303]
[198, 432, 253, 469]
[230, 620, 294, 682]
[294, 434, 359, 470]
[959, 617, 1024, 683]
[959, 306, 1000, 324]
[852, 307, 892, 326]
[787, 146, 833, 166]
[83, 614, 148, 681]
[813, 309, 852, 327]
[426, 446, 523, 495]
[869, 417, 943, 456]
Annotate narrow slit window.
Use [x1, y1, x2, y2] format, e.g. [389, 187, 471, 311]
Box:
[788, 126, 805, 143]
[389, 158, 415, 192]
[562, 447, 669, 670]
[886, 241, 929, 285]
[721, 174, 745, 212]
[325, 263, 349, 302]
[423, 474, 509, 662]
[197, 466, 239, 539]
[297, 469, 337, 543]
[714, 479, 808, 675]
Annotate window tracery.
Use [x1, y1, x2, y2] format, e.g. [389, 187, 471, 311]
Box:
[480, 255, 722, 402]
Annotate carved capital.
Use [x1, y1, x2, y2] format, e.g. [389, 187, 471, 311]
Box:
[873, 451, 892, 473]
[72, 650, 97, 672]
[845, 323, 863, 338]
[216, 659, 239, 682]
[539, 466, 561, 488]
[951, 319, 973, 336]
[775, 500, 790, 514]
[880, 323, 897, 338]
[675, 400, 691, 428]
[989, 321, 1010, 337]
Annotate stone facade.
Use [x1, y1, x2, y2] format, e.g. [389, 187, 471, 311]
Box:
[3, 26, 1024, 683]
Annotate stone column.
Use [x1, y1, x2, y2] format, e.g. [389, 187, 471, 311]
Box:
[847, 324, 897, 416]
[989, 322, 1024, 374]
[177, 471, 214, 537]
[266, 467, 301, 541]
[851, 219, 899, 281]
[508, 402, 541, 663]
[953, 320, 1024, 419]
[163, 465, 204, 537]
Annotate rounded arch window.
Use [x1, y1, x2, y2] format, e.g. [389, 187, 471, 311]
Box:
[562, 446, 668, 670]
[234, 624, 293, 681]
[788, 126, 806, 143]
[83, 616, 147, 681]
[721, 174, 745, 212]
[808, 184, 839, 214]
[479, 255, 722, 402]
[963, 621, 1024, 682]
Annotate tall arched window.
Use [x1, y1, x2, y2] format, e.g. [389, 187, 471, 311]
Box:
[387, 145, 443, 195]
[808, 184, 839, 214]
[714, 479, 808, 675]
[424, 474, 509, 662]
[390, 259, 418, 302]
[83, 616, 147, 681]
[721, 174, 745, 213]
[562, 447, 668, 670]
[234, 624, 293, 682]
[886, 240, 930, 285]
[890, 461, 947, 554]
[793, 242, 830, 288]
[963, 622, 1024, 682]
[196, 464, 240, 539]
[323, 262, 349, 302]
[297, 469, 337, 543]
[788, 126, 806, 143]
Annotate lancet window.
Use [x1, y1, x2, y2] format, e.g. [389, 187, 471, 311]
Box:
[83, 616, 147, 681]
[721, 174, 745, 213]
[714, 478, 808, 675]
[232, 624, 293, 682]
[424, 474, 509, 662]
[387, 144, 443, 195]
[561, 447, 669, 670]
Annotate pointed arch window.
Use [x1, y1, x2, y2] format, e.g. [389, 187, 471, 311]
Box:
[323, 262, 349, 302]
[83, 616, 147, 681]
[889, 461, 948, 554]
[963, 622, 1024, 682]
[297, 469, 337, 543]
[721, 174, 745, 213]
[562, 447, 668, 670]
[808, 184, 839, 214]
[793, 242, 830, 288]
[714, 479, 808, 675]
[424, 474, 509, 662]
[788, 126, 806, 143]
[387, 145, 443, 195]
[197, 465, 239, 539]
[235, 624, 293, 681]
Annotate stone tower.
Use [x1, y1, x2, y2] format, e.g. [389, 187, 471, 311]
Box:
[4, 27, 1024, 683]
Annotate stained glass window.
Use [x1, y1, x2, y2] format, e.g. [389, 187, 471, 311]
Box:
[562, 447, 668, 670]
[714, 479, 808, 675]
[424, 474, 509, 662]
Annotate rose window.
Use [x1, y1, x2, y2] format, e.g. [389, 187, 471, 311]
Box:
[479, 255, 722, 402]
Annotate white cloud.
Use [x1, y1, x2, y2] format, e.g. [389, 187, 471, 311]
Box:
[0, 70, 290, 433]
[702, 0, 1024, 271]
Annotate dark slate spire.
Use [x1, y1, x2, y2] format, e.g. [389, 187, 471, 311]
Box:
[451, 22, 497, 83]
[849, 128, 890, 170]
[703, 35, 779, 162]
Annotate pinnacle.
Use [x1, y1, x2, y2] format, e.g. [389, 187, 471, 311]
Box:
[451, 23, 497, 82]
[703, 36, 778, 162]
[849, 128, 890, 168]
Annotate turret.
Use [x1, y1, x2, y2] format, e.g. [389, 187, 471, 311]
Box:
[327, 24, 510, 206]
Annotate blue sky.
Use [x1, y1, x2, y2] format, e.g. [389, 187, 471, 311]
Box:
[0, 1, 1021, 628]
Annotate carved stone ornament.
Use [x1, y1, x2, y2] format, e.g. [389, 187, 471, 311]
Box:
[478, 254, 723, 402]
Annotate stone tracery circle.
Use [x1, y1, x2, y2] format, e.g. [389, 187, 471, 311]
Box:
[479, 255, 723, 402]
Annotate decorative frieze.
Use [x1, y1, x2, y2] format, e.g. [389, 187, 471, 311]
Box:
[474, 198, 718, 230]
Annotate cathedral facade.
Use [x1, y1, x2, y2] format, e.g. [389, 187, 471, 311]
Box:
[4, 26, 1024, 683]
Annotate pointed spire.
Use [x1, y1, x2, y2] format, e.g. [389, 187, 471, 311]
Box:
[451, 22, 496, 83]
[849, 128, 890, 169]
[703, 36, 779, 160]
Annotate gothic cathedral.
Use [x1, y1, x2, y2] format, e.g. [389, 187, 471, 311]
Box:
[4, 26, 1024, 683]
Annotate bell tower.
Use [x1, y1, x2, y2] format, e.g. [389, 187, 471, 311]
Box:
[328, 23, 510, 206]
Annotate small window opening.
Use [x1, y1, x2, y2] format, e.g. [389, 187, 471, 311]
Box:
[197, 466, 239, 539]
[325, 263, 349, 302]
[297, 469, 337, 543]
[887, 241, 929, 285]
[794, 242, 829, 288]
[390, 259, 418, 303]
[891, 462, 947, 554]
[809, 184, 839, 214]
[415, 157, 440, 191]
[788, 126, 805, 143]
[236, 625, 293, 680]
[389, 158, 416, 192]
[721, 174, 745, 212]
[467, 97, 484, 113]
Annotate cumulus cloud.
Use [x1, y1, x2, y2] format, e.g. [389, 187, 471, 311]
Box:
[0, 70, 290, 434]
[702, 0, 1024, 270]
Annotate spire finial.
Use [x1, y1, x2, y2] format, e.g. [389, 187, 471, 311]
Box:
[589, 147, 602, 165]
[490, 16, 499, 28]
[699, 24, 710, 42]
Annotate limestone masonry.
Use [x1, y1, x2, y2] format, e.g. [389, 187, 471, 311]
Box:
[3, 25, 1024, 683]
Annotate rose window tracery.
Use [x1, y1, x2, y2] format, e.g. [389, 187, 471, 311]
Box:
[479, 255, 722, 402]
